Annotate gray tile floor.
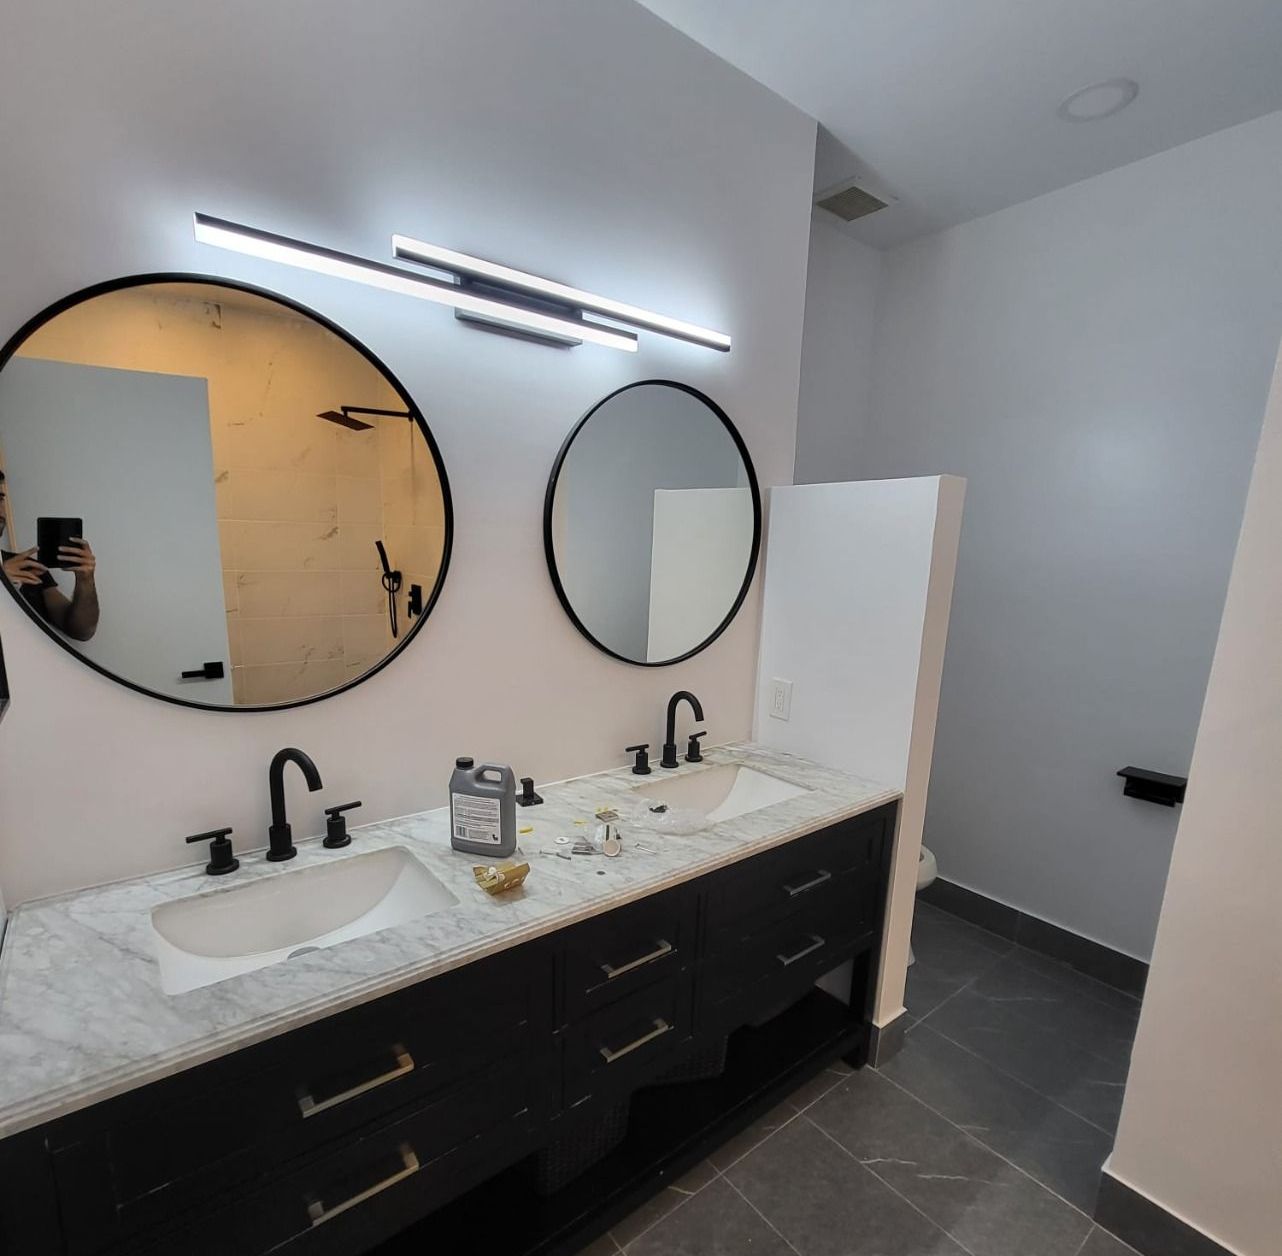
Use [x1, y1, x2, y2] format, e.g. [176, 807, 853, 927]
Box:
[580, 902, 1144, 1256]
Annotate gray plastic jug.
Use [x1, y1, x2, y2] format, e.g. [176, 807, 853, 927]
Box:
[449, 757, 517, 857]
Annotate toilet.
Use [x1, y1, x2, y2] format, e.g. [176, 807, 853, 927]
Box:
[909, 846, 938, 966]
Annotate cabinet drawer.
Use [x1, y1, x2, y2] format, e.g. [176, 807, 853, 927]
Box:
[707, 809, 887, 938]
[560, 887, 695, 1022]
[564, 973, 694, 1107]
[701, 892, 875, 1033]
[53, 948, 548, 1254]
[137, 1056, 538, 1256]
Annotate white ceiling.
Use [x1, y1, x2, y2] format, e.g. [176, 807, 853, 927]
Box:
[636, 0, 1282, 247]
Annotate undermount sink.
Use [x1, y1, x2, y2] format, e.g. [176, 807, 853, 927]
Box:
[151, 846, 457, 995]
[634, 763, 809, 825]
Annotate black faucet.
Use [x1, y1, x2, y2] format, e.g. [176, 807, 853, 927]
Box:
[267, 747, 323, 862]
[661, 691, 705, 769]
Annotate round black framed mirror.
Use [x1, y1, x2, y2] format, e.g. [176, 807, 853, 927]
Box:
[544, 380, 761, 666]
[0, 274, 452, 710]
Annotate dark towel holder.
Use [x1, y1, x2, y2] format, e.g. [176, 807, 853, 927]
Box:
[1117, 766, 1187, 807]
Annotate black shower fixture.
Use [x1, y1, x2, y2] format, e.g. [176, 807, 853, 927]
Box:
[316, 405, 415, 431]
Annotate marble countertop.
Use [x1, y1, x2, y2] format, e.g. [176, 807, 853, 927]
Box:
[0, 742, 898, 1140]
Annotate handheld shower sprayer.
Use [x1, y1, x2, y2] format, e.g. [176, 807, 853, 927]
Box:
[375, 540, 404, 639]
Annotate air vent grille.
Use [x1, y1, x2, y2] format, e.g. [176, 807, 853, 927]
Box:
[816, 183, 889, 222]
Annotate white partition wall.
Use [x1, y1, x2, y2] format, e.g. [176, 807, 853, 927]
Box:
[1103, 340, 1282, 1256]
[755, 476, 965, 1029]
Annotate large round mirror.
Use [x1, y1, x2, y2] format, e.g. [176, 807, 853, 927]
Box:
[0, 275, 451, 709]
[545, 381, 760, 665]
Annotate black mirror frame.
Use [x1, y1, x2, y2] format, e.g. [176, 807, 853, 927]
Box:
[543, 379, 762, 668]
[0, 272, 454, 713]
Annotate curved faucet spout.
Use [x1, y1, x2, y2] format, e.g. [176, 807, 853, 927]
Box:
[266, 748, 323, 862]
[662, 691, 705, 768]
[269, 747, 323, 827]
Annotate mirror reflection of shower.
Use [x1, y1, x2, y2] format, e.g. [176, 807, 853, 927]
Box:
[316, 404, 418, 641]
[315, 405, 413, 431]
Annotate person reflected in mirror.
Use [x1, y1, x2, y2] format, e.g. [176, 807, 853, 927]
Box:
[0, 471, 100, 642]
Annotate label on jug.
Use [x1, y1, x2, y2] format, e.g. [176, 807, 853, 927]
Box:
[452, 793, 502, 845]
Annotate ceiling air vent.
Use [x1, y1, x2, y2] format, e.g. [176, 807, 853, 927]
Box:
[815, 178, 892, 222]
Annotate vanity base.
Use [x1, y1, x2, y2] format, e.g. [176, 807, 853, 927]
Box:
[0, 799, 896, 1256]
[380, 981, 869, 1256]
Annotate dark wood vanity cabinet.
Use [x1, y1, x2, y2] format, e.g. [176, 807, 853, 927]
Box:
[0, 802, 895, 1256]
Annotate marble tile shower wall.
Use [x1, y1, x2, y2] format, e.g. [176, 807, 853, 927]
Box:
[211, 313, 446, 704]
[18, 285, 445, 705]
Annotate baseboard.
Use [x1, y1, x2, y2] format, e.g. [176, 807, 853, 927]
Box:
[919, 878, 1148, 997]
[1096, 1170, 1240, 1256]
[867, 1011, 908, 1067]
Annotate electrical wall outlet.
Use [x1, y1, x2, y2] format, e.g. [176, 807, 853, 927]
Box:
[769, 678, 793, 721]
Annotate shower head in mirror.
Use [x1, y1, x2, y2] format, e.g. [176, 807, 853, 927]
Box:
[316, 405, 414, 431]
[0, 275, 452, 711]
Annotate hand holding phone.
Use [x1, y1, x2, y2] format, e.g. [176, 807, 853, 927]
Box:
[37, 517, 84, 569]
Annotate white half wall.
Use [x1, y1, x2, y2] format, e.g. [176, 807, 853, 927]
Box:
[1107, 338, 1282, 1256]
[0, 0, 817, 904]
[754, 476, 965, 1024]
[797, 109, 1282, 958]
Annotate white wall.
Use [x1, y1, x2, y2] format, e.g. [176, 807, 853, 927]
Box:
[755, 477, 964, 1025]
[0, 0, 817, 904]
[796, 110, 1282, 958]
[1108, 338, 1282, 1256]
[793, 213, 883, 483]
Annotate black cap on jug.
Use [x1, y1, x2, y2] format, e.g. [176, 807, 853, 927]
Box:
[455, 756, 474, 769]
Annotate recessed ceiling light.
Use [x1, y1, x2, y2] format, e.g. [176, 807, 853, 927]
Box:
[1057, 78, 1139, 123]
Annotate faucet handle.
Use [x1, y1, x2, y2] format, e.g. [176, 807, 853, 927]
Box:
[185, 828, 239, 876]
[323, 801, 362, 849]
[625, 744, 652, 776]
[686, 731, 707, 763]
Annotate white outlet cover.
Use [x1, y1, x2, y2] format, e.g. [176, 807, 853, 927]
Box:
[769, 678, 793, 721]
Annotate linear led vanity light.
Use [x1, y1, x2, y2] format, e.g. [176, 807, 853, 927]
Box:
[192, 214, 638, 353]
[392, 234, 732, 352]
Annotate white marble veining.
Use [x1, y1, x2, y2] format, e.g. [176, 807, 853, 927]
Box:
[0, 743, 897, 1140]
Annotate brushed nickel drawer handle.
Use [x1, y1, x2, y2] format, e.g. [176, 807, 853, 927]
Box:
[782, 869, 832, 897]
[600, 938, 673, 980]
[298, 1046, 415, 1118]
[307, 1143, 419, 1227]
[777, 934, 826, 967]
[599, 1017, 672, 1064]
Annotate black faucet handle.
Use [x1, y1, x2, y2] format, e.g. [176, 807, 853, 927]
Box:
[686, 731, 707, 763]
[626, 744, 652, 776]
[185, 827, 233, 844]
[185, 828, 239, 875]
[323, 801, 361, 849]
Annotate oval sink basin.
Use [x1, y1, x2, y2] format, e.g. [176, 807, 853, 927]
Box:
[635, 764, 809, 825]
[151, 846, 458, 995]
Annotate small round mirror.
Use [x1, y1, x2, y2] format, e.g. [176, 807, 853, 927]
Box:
[0, 275, 451, 709]
[545, 380, 760, 665]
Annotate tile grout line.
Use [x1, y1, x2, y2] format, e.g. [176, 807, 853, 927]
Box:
[1007, 942, 1144, 1011]
[804, 1114, 981, 1256]
[609, 1175, 706, 1252]
[721, 1174, 806, 1256]
[1070, 1226, 1096, 1256]
[925, 901, 1143, 1012]
[607, 1068, 879, 1252]
[875, 1065, 1100, 1225]
[911, 967, 987, 1029]
[906, 1018, 1121, 1138]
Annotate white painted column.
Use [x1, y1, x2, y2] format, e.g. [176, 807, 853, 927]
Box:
[754, 476, 965, 1027]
